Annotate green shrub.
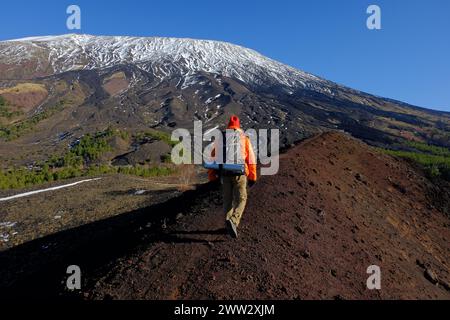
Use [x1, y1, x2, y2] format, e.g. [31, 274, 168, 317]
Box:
[405, 141, 450, 157]
[0, 163, 175, 190]
[0, 96, 23, 119]
[0, 101, 65, 140]
[49, 129, 115, 168]
[117, 165, 174, 177]
[382, 149, 450, 181]
[135, 130, 177, 147]
[0, 127, 176, 190]
[70, 132, 112, 163]
[160, 154, 172, 163]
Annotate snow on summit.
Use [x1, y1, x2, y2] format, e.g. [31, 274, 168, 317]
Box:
[0, 34, 329, 90]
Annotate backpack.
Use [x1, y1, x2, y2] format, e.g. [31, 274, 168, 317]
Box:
[204, 129, 246, 176]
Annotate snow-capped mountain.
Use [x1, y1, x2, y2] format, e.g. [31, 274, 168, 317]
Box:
[0, 34, 331, 92]
[0, 34, 449, 160]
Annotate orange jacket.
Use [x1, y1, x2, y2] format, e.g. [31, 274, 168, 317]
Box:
[208, 128, 257, 182]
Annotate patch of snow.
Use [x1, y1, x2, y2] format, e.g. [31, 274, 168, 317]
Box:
[0, 178, 102, 202]
[0, 221, 17, 228]
[0, 34, 334, 94]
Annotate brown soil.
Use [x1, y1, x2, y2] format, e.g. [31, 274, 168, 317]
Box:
[103, 75, 129, 96]
[1, 132, 449, 299]
[0, 84, 48, 112]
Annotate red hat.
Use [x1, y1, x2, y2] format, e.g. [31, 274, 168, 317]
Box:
[227, 115, 241, 129]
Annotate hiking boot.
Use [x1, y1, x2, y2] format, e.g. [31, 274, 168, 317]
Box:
[226, 219, 238, 238]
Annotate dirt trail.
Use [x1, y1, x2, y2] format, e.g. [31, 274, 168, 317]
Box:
[1, 132, 449, 299]
[87, 132, 450, 300]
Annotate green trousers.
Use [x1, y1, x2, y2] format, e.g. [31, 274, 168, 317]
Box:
[222, 175, 248, 227]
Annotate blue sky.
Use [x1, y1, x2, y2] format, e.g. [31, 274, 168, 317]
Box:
[1, 0, 449, 112]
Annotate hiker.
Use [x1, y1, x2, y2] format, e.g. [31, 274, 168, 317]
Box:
[207, 115, 257, 238]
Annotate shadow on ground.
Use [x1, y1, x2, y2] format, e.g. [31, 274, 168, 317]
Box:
[0, 182, 218, 299]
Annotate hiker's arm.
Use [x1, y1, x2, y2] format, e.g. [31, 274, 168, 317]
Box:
[246, 137, 257, 182]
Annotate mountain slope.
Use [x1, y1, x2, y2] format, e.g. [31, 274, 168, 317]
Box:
[1, 132, 448, 299]
[0, 34, 449, 170]
[0, 34, 329, 91]
[87, 132, 450, 299]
